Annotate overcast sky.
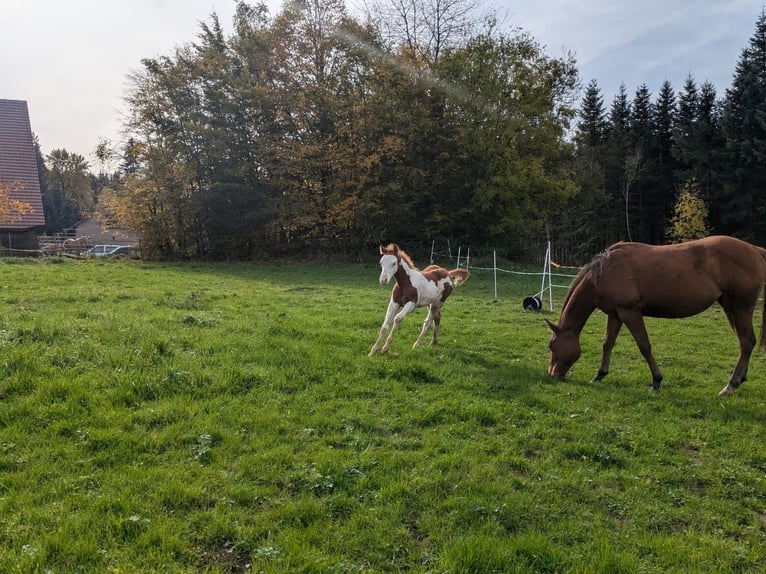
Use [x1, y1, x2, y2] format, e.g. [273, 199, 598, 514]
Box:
[1, 0, 762, 165]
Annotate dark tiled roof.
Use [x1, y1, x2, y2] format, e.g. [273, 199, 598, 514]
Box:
[0, 99, 45, 229]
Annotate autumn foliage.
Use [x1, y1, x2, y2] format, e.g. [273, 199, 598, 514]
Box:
[0, 182, 32, 224]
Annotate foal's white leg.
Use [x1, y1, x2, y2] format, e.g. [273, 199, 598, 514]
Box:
[369, 300, 400, 356]
[381, 301, 417, 354]
[413, 306, 434, 349]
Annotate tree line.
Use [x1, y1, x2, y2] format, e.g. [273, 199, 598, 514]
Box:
[37, 1, 766, 264]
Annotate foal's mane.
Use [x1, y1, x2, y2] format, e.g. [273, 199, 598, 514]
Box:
[562, 247, 612, 309]
[382, 243, 418, 270]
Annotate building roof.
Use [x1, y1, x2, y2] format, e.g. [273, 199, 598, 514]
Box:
[0, 99, 45, 230]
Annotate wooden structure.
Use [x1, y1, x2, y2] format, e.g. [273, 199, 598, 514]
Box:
[0, 99, 45, 252]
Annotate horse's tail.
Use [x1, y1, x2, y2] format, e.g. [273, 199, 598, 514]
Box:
[761, 283, 766, 353]
[449, 269, 471, 286]
[757, 246, 766, 352]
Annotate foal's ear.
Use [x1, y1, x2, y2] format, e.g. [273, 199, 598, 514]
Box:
[544, 319, 560, 334]
[379, 244, 384, 255]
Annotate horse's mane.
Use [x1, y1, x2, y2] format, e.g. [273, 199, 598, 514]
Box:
[562, 247, 612, 308]
[382, 243, 417, 270]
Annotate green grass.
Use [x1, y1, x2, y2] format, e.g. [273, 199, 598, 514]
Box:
[0, 256, 765, 573]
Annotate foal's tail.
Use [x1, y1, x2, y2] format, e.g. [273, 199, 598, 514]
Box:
[449, 269, 471, 286]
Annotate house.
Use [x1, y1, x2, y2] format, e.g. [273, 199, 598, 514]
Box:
[73, 216, 139, 246]
[0, 99, 45, 252]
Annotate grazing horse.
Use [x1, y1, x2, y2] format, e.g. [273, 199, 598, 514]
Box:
[369, 244, 470, 356]
[546, 236, 766, 396]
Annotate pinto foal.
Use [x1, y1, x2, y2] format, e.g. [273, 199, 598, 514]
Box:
[369, 244, 470, 356]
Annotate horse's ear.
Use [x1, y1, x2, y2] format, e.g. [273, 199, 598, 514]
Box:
[544, 318, 560, 334]
[392, 244, 399, 254]
[379, 244, 385, 255]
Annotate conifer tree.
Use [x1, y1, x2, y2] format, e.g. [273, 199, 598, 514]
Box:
[568, 79, 611, 256]
[719, 9, 766, 243]
[648, 81, 678, 244]
[602, 84, 632, 241]
[577, 79, 608, 147]
[672, 75, 699, 180]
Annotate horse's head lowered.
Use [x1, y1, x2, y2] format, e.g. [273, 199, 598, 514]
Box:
[378, 244, 401, 285]
[545, 319, 580, 379]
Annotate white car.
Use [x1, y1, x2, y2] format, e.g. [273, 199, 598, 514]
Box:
[81, 244, 132, 258]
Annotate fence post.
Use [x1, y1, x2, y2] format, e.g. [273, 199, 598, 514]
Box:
[493, 250, 498, 300]
[547, 240, 554, 311]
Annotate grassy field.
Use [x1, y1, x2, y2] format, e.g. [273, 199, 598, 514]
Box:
[0, 256, 765, 573]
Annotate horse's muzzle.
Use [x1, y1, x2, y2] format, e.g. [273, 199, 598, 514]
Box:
[548, 364, 566, 380]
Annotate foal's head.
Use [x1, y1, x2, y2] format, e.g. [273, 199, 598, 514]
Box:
[378, 244, 400, 285]
[545, 320, 581, 379]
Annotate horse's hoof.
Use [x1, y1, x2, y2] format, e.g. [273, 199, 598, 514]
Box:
[718, 384, 734, 397]
[591, 370, 608, 383]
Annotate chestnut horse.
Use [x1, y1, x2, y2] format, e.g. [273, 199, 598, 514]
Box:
[369, 244, 470, 356]
[546, 236, 766, 396]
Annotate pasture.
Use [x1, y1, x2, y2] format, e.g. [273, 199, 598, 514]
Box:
[0, 256, 765, 573]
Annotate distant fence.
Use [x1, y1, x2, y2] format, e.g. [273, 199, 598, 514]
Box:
[0, 235, 139, 258]
[429, 240, 581, 311]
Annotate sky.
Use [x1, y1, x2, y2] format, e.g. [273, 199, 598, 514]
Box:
[1, 0, 763, 166]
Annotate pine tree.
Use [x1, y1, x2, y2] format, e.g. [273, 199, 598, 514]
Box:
[648, 81, 678, 244]
[568, 79, 611, 257]
[602, 84, 632, 240]
[672, 75, 699, 180]
[719, 8, 766, 243]
[625, 84, 653, 241]
[577, 79, 608, 147]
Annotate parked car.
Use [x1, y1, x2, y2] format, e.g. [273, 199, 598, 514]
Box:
[80, 244, 132, 258]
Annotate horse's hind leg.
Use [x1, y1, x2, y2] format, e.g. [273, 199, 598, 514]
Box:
[429, 308, 442, 346]
[413, 306, 435, 349]
[369, 300, 400, 356]
[718, 298, 757, 396]
[593, 314, 622, 382]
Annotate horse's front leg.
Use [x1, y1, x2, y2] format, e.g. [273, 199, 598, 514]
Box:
[369, 300, 400, 356]
[619, 309, 663, 390]
[380, 301, 417, 354]
[592, 314, 622, 382]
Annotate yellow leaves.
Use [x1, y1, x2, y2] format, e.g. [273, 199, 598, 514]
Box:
[0, 181, 32, 224]
[667, 181, 710, 243]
